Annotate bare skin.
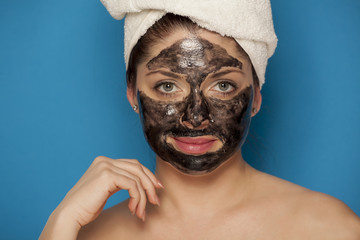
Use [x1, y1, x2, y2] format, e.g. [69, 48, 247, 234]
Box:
[40, 28, 360, 240]
[78, 155, 360, 240]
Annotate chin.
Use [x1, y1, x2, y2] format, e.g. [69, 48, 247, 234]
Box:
[160, 148, 237, 176]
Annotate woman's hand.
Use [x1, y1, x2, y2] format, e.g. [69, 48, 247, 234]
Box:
[39, 156, 163, 240]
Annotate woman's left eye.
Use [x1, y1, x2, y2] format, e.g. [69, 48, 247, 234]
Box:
[212, 81, 235, 93]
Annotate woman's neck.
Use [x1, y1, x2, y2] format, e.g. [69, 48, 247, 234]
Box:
[154, 150, 256, 218]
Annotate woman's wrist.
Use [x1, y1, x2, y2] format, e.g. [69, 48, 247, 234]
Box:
[39, 206, 81, 240]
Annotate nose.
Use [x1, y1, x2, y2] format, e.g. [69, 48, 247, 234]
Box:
[181, 89, 210, 129]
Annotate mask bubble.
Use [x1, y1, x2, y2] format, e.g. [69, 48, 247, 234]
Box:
[166, 105, 176, 116]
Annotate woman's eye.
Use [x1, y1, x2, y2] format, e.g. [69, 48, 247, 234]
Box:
[213, 82, 234, 93]
[157, 82, 178, 93]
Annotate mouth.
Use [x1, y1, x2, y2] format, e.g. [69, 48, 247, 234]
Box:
[167, 136, 221, 155]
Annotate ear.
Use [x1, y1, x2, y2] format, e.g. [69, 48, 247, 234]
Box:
[127, 86, 139, 114]
[251, 86, 262, 117]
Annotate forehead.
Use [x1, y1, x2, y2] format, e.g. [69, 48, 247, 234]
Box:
[143, 28, 250, 67]
[147, 36, 242, 74]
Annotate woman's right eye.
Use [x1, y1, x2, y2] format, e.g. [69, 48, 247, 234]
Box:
[156, 82, 179, 94]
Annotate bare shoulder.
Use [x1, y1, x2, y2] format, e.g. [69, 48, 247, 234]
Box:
[294, 190, 360, 239]
[77, 199, 140, 240]
[254, 171, 360, 239]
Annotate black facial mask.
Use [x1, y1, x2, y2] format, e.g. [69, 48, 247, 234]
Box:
[137, 37, 254, 174]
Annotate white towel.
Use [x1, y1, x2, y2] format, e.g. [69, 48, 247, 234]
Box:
[100, 0, 278, 88]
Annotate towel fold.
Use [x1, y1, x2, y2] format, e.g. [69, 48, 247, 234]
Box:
[101, 0, 278, 87]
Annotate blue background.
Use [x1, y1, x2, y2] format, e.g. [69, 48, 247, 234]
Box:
[1, 0, 359, 239]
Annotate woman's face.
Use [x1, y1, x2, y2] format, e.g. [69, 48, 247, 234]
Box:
[129, 28, 259, 175]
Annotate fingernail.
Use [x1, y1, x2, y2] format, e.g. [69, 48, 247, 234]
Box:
[142, 211, 146, 222]
[157, 181, 164, 189]
[155, 195, 161, 207]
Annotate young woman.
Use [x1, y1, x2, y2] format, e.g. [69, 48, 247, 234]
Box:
[40, 2, 360, 240]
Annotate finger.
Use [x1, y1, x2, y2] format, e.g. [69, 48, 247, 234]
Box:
[122, 159, 162, 188]
[105, 170, 143, 217]
[127, 174, 147, 221]
[140, 165, 164, 189]
[106, 168, 147, 215]
[112, 159, 160, 206]
[128, 197, 137, 215]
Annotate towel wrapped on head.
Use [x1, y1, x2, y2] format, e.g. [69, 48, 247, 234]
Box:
[100, 0, 278, 88]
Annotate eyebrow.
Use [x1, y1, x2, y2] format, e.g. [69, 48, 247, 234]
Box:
[211, 69, 244, 79]
[145, 70, 182, 79]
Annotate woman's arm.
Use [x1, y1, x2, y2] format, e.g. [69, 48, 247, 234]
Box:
[39, 156, 162, 240]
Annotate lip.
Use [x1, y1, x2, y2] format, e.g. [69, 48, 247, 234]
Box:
[171, 136, 217, 155]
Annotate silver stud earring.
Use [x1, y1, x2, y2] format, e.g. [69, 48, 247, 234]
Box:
[252, 108, 257, 114]
[133, 105, 138, 111]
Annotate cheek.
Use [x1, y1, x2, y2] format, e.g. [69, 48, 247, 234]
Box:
[210, 99, 246, 122]
[208, 87, 253, 134]
[138, 92, 187, 131]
